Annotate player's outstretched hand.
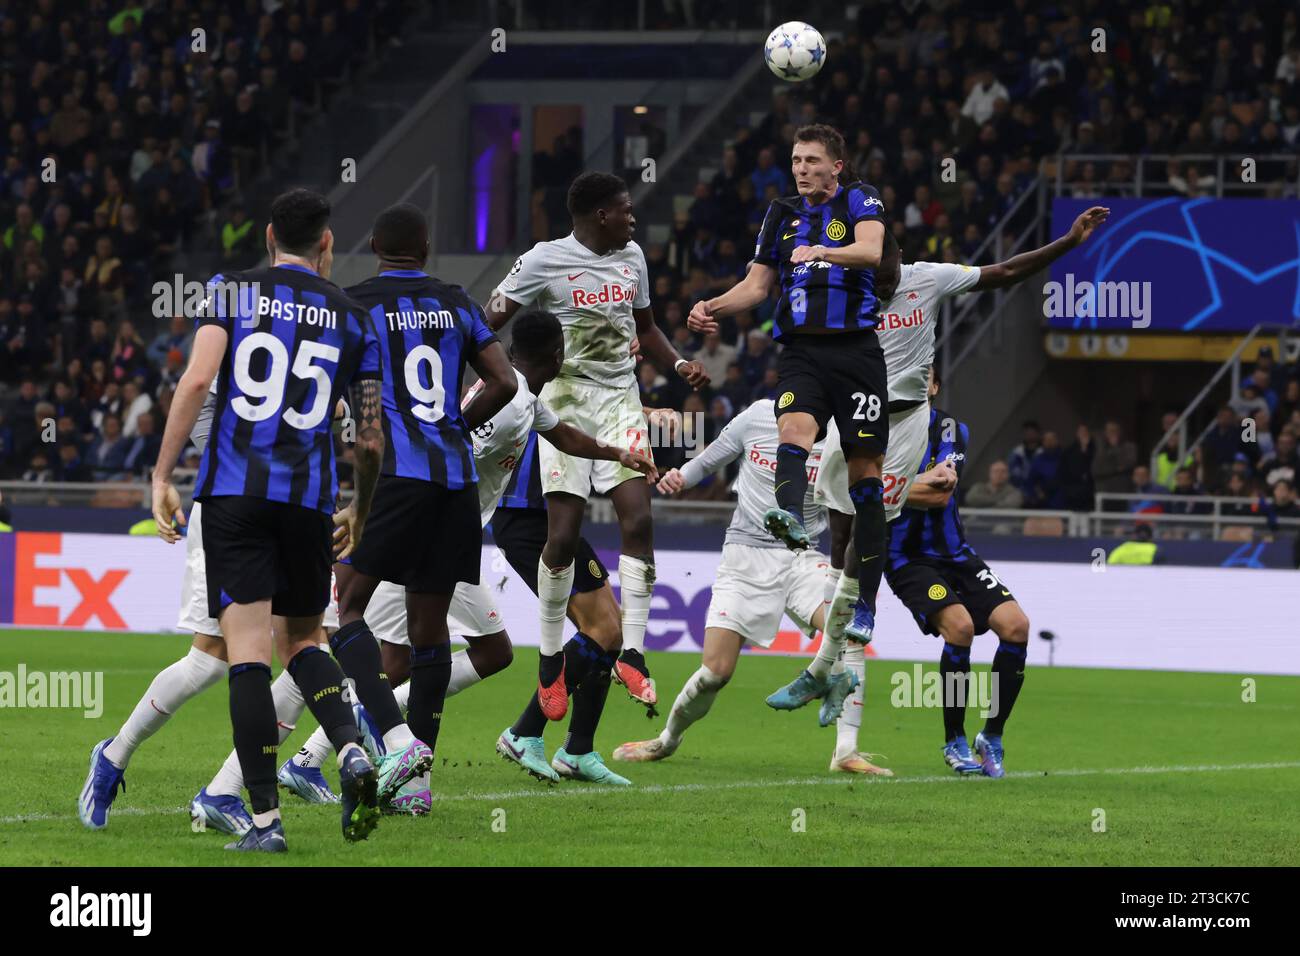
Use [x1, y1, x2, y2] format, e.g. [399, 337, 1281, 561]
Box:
[656, 467, 686, 496]
[332, 503, 363, 560]
[151, 480, 186, 543]
[619, 448, 659, 483]
[687, 301, 718, 334]
[1070, 206, 1109, 245]
[677, 359, 710, 389]
[789, 243, 827, 264]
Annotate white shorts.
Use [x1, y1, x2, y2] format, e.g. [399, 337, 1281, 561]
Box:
[364, 580, 505, 647]
[705, 544, 830, 647]
[538, 377, 648, 499]
[814, 400, 932, 521]
[178, 500, 339, 637]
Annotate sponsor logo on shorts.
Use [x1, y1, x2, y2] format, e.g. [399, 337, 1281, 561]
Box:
[825, 219, 846, 241]
[588, 560, 603, 579]
[927, 584, 948, 601]
[778, 391, 795, 409]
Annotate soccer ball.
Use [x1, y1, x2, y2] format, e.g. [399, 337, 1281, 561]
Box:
[764, 21, 826, 82]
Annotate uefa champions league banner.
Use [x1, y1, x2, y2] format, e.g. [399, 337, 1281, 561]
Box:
[1, 531, 1297, 676]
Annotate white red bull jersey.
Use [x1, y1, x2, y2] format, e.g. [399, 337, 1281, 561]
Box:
[494, 233, 650, 389]
[678, 399, 827, 549]
[878, 261, 980, 403]
[463, 369, 558, 527]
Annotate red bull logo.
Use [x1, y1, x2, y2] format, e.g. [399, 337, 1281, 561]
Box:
[571, 284, 636, 308]
[877, 307, 924, 332]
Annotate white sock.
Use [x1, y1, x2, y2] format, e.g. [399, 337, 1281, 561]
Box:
[835, 642, 866, 760]
[811, 572, 858, 680]
[538, 559, 575, 656]
[662, 665, 726, 746]
[252, 808, 280, 828]
[209, 669, 306, 796]
[382, 722, 415, 752]
[104, 646, 226, 768]
[618, 554, 655, 653]
[448, 649, 482, 696]
[293, 724, 334, 770]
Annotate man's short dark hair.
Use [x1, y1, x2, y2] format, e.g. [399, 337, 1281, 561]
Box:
[794, 123, 847, 163]
[566, 172, 628, 217]
[510, 310, 563, 358]
[270, 188, 330, 256]
[371, 202, 427, 261]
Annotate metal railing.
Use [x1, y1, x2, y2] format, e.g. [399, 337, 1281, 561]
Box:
[1147, 322, 1295, 476]
[934, 169, 1048, 376]
[1054, 153, 1300, 198]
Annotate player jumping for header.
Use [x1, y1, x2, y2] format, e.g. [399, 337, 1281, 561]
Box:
[689, 124, 889, 714]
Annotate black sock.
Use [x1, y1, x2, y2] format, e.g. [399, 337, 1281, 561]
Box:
[565, 648, 616, 755]
[288, 646, 360, 755]
[329, 620, 404, 736]
[407, 643, 452, 755]
[539, 650, 563, 687]
[229, 662, 278, 814]
[774, 443, 811, 521]
[983, 640, 1027, 736]
[850, 477, 885, 611]
[511, 634, 601, 739]
[939, 643, 971, 742]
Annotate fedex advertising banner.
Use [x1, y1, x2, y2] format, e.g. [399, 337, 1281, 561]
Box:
[1, 532, 1296, 675]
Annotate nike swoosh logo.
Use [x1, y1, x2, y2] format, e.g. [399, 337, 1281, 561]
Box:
[857, 431, 875, 438]
[783, 232, 798, 240]
[567, 272, 585, 280]
[860, 554, 879, 563]
[1001, 590, 1011, 596]
[774, 480, 790, 493]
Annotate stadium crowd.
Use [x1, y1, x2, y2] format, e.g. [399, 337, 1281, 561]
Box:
[0, 0, 408, 482]
[3, 1, 1299, 529]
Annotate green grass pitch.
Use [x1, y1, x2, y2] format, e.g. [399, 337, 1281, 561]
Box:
[2, 629, 1297, 866]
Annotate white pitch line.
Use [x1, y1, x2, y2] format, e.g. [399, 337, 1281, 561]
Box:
[5, 761, 1299, 826]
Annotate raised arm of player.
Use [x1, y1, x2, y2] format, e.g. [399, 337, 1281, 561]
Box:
[462, 340, 518, 429]
[687, 261, 777, 334]
[151, 323, 226, 542]
[539, 420, 659, 482]
[634, 304, 709, 389]
[974, 206, 1109, 291]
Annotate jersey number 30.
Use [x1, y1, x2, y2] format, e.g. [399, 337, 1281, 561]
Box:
[232, 332, 337, 430]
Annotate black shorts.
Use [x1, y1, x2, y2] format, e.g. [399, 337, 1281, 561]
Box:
[348, 475, 482, 593]
[200, 495, 333, 619]
[774, 329, 889, 457]
[489, 506, 608, 596]
[885, 556, 1017, 637]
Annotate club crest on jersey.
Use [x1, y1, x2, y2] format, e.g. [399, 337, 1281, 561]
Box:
[928, 584, 948, 600]
[588, 560, 603, 579]
[778, 391, 795, 409]
[825, 219, 846, 242]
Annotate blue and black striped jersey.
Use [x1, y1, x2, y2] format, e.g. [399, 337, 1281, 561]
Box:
[752, 181, 886, 341]
[195, 264, 381, 514]
[497, 430, 545, 511]
[345, 269, 498, 489]
[888, 407, 975, 569]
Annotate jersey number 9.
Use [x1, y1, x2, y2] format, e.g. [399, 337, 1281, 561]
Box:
[404, 344, 446, 423]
